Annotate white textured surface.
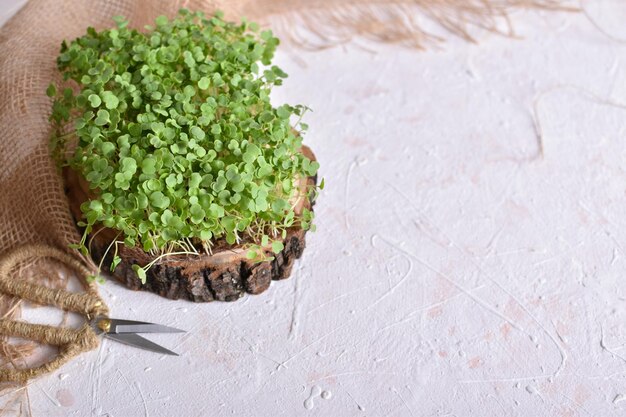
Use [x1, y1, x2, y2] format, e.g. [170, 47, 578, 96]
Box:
[5, 2, 626, 416]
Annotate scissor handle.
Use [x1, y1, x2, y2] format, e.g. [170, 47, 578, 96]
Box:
[0, 319, 88, 347]
[0, 279, 105, 317]
[0, 244, 108, 317]
[0, 319, 99, 383]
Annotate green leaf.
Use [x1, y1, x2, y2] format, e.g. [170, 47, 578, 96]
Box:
[145, 178, 161, 191]
[101, 142, 115, 156]
[120, 157, 137, 174]
[102, 193, 115, 204]
[94, 109, 110, 126]
[46, 83, 57, 97]
[141, 158, 156, 175]
[242, 143, 260, 163]
[89, 200, 103, 212]
[155, 15, 168, 26]
[210, 124, 221, 135]
[258, 111, 274, 123]
[165, 174, 177, 188]
[256, 164, 272, 178]
[112, 15, 129, 29]
[101, 91, 119, 109]
[88, 94, 102, 107]
[190, 204, 205, 224]
[149, 191, 170, 209]
[271, 240, 284, 254]
[221, 216, 237, 232]
[189, 172, 202, 188]
[111, 255, 122, 272]
[213, 175, 227, 192]
[276, 105, 290, 119]
[190, 126, 205, 140]
[132, 264, 147, 284]
[128, 123, 142, 136]
[198, 77, 210, 90]
[207, 203, 224, 218]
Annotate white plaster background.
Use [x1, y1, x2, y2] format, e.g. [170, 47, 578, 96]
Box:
[4, 1, 626, 416]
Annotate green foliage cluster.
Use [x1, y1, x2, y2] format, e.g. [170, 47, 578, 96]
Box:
[48, 10, 319, 280]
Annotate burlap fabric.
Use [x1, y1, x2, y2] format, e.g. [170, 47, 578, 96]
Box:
[0, 0, 569, 410]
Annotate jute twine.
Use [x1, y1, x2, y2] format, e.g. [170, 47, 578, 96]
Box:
[0, 245, 108, 384]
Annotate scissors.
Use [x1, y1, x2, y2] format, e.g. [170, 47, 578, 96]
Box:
[0, 245, 185, 382]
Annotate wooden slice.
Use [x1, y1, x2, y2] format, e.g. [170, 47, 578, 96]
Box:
[63, 146, 317, 302]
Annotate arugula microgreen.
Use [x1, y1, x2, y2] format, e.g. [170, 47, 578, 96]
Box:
[48, 9, 320, 283]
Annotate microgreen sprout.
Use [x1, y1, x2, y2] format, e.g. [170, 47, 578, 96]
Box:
[48, 9, 320, 283]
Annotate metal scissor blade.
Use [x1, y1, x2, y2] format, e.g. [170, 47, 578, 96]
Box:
[105, 333, 179, 356]
[107, 318, 185, 334]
